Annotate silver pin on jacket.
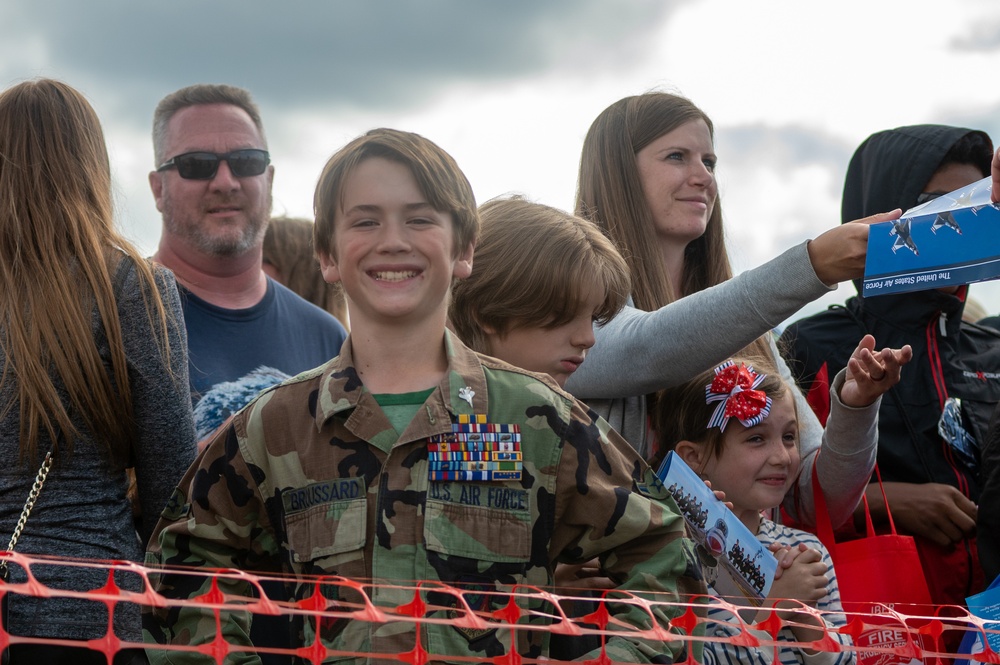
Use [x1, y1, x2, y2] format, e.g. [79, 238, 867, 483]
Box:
[458, 386, 475, 407]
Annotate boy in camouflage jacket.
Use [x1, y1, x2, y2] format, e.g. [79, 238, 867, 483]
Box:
[144, 128, 705, 664]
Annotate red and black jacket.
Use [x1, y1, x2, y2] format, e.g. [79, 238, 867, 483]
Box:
[779, 124, 1000, 604]
[780, 288, 1000, 498]
[780, 287, 1000, 604]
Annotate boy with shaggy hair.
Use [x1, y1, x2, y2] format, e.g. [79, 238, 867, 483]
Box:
[450, 196, 630, 388]
[146, 128, 704, 664]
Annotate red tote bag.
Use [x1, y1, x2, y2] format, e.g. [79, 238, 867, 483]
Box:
[812, 464, 935, 665]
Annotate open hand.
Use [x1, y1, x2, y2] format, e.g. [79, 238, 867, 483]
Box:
[840, 334, 912, 407]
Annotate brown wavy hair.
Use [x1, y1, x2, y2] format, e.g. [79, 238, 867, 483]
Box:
[263, 216, 349, 329]
[314, 128, 478, 260]
[0, 79, 173, 461]
[450, 196, 630, 354]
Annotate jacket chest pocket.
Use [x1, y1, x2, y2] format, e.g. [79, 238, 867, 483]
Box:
[424, 501, 531, 564]
[283, 479, 367, 571]
[424, 483, 532, 564]
[423, 486, 533, 658]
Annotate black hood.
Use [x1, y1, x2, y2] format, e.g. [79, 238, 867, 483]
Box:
[841, 124, 990, 301]
[841, 124, 989, 223]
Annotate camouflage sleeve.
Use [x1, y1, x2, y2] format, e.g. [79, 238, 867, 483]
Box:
[144, 419, 280, 665]
[552, 401, 707, 663]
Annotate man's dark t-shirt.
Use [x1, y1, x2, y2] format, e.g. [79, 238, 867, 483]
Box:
[182, 277, 346, 408]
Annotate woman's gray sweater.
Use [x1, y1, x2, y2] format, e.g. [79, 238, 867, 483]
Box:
[0, 260, 197, 642]
[565, 242, 876, 528]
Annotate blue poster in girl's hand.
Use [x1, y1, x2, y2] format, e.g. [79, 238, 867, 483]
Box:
[862, 176, 1000, 296]
[657, 451, 776, 605]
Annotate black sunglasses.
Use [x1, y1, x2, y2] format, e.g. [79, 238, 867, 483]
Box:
[156, 149, 270, 180]
[915, 191, 945, 206]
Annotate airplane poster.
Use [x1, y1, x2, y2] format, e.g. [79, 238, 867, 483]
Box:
[862, 176, 1000, 296]
[657, 451, 776, 605]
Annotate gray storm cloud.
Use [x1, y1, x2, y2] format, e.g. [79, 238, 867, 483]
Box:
[1, 0, 679, 122]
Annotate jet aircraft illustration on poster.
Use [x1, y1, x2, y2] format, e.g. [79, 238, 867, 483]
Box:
[864, 176, 1000, 296]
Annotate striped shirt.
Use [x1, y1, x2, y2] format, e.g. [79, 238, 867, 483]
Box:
[703, 518, 855, 665]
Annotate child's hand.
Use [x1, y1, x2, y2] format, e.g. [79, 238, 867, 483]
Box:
[554, 559, 615, 591]
[840, 334, 912, 407]
[762, 547, 828, 617]
[703, 478, 733, 511]
[758, 547, 831, 647]
[768, 542, 809, 580]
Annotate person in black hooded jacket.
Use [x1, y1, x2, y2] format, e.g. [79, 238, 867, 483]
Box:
[779, 124, 999, 607]
[981, 148, 1000, 582]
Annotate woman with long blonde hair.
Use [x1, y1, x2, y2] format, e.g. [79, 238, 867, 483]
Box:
[0, 79, 195, 664]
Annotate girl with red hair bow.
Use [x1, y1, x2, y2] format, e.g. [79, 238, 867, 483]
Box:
[652, 335, 910, 665]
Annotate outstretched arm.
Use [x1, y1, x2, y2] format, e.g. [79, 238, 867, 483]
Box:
[567, 242, 830, 398]
[791, 336, 912, 528]
[567, 210, 901, 400]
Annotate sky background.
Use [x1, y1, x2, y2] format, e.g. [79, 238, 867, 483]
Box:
[5, 0, 1000, 326]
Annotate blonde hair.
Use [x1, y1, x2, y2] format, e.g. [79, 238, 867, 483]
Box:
[576, 91, 772, 362]
[652, 356, 787, 470]
[0, 79, 173, 461]
[314, 128, 478, 260]
[450, 196, 630, 353]
[263, 216, 349, 329]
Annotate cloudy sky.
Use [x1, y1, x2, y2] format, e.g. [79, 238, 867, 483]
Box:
[5, 0, 1000, 324]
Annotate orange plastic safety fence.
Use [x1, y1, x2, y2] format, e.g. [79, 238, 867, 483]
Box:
[1, 550, 998, 664]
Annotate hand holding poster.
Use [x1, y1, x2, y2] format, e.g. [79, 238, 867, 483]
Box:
[657, 451, 777, 605]
[863, 176, 1000, 296]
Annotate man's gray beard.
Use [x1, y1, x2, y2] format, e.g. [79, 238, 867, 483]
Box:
[164, 216, 266, 257]
[162, 201, 270, 258]
[194, 218, 267, 257]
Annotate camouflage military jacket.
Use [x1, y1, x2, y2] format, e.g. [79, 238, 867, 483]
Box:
[145, 332, 704, 664]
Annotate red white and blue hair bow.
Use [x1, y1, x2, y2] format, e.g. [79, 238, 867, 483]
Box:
[705, 361, 772, 431]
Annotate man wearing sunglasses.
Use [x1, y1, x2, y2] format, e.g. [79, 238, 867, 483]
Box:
[146, 83, 347, 664]
[148, 83, 347, 442]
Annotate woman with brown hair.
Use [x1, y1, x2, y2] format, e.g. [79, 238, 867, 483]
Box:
[565, 91, 895, 528]
[0, 79, 195, 664]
